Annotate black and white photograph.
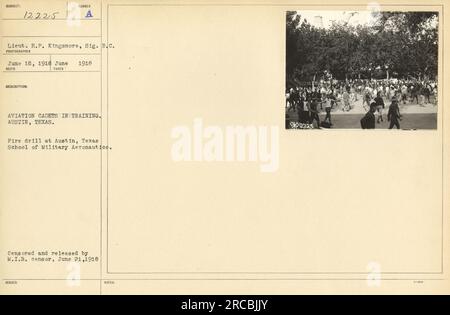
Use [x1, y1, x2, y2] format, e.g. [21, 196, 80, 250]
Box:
[285, 10, 439, 129]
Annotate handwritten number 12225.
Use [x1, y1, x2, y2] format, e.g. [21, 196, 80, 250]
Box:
[23, 11, 59, 20]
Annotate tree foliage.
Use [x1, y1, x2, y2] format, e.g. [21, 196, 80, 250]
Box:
[286, 11, 438, 84]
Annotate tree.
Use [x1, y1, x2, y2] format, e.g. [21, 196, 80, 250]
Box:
[286, 11, 439, 83]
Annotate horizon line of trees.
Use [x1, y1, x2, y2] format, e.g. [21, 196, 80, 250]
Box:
[286, 11, 438, 86]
